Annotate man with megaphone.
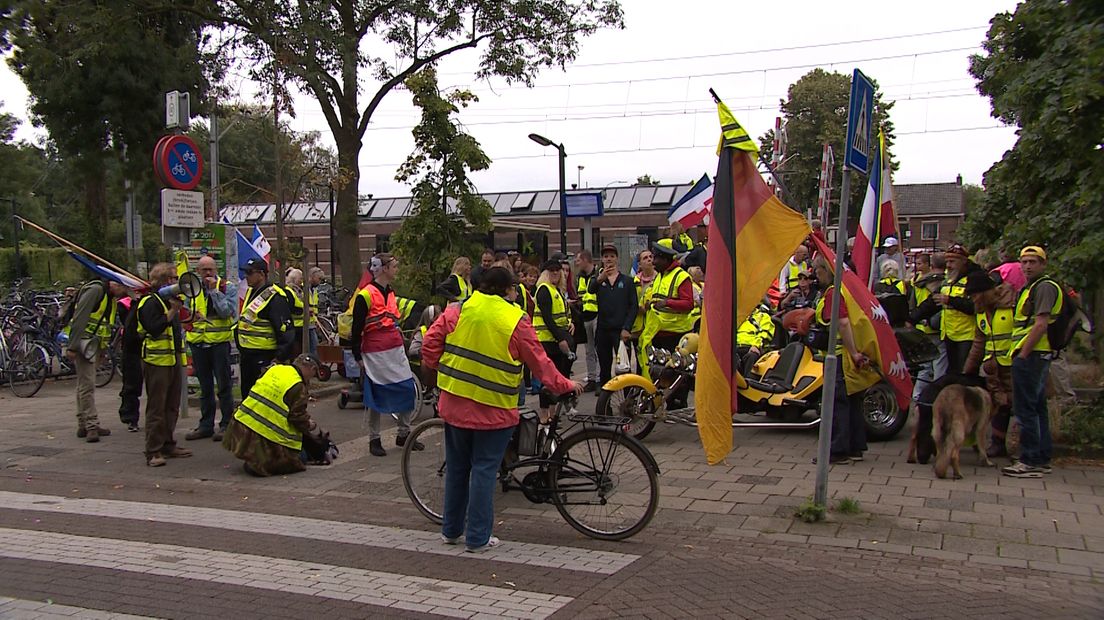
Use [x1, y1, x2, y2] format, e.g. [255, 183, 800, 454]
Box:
[184, 256, 239, 443]
[137, 263, 193, 467]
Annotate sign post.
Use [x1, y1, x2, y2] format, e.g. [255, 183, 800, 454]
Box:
[814, 68, 874, 506]
[565, 191, 604, 255]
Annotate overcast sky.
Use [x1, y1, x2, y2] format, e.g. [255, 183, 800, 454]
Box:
[0, 0, 1019, 201]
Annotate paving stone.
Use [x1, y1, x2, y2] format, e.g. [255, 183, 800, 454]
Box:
[887, 529, 942, 550]
[967, 554, 1028, 569]
[899, 506, 951, 522]
[680, 488, 728, 501]
[1056, 548, 1104, 570]
[917, 520, 974, 537]
[995, 495, 1049, 509]
[736, 475, 782, 486]
[912, 548, 968, 562]
[940, 531, 1002, 556]
[686, 500, 736, 514]
[966, 525, 1029, 543]
[998, 542, 1058, 562]
[923, 497, 974, 511]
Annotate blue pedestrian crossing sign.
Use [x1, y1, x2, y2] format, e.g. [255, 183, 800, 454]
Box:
[845, 69, 875, 175]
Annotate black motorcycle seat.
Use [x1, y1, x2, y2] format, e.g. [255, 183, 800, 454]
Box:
[747, 342, 805, 394]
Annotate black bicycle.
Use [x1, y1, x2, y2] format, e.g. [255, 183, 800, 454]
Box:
[401, 393, 661, 541]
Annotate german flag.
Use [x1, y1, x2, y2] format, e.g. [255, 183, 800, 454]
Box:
[696, 101, 811, 465]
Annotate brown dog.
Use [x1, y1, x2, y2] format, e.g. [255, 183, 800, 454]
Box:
[932, 385, 994, 479]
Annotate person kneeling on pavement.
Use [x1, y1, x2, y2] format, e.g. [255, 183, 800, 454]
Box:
[223, 354, 322, 477]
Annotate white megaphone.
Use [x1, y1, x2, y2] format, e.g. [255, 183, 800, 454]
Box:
[158, 271, 202, 299]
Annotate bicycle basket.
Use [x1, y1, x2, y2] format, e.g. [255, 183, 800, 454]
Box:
[515, 410, 541, 456]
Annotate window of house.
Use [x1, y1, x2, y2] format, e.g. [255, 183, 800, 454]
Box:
[376, 234, 391, 253]
[921, 221, 939, 241]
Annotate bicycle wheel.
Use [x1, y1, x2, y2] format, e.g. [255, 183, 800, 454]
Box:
[596, 385, 656, 440]
[94, 352, 116, 387]
[8, 343, 49, 398]
[549, 427, 659, 541]
[401, 417, 448, 525]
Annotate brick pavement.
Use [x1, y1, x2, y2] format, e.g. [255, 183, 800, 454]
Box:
[0, 379, 1102, 617]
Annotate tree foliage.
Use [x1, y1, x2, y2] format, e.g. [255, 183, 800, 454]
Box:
[390, 68, 492, 301]
[1, 0, 214, 253]
[760, 68, 896, 221]
[186, 104, 338, 208]
[197, 0, 624, 286]
[961, 0, 1103, 290]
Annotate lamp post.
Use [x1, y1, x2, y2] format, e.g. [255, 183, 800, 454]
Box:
[528, 133, 567, 253]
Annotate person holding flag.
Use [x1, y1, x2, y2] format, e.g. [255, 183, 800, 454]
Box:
[66, 277, 129, 442]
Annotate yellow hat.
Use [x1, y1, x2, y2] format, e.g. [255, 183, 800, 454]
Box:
[1019, 246, 1047, 261]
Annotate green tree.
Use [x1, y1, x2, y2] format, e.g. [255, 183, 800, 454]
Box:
[390, 68, 492, 300]
[759, 68, 896, 222]
[194, 0, 623, 287]
[187, 104, 338, 208]
[635, 174, 659, 186]
[962, 0, 1103, 292]
[1, 0, 214, 252]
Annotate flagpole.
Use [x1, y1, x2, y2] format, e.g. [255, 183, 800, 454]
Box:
[16, 215, 149, 286]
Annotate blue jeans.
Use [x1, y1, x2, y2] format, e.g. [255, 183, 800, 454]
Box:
[442, 424, 515, 549]
[1012, 353, 1052, 466]
[191, 342, 234, 432]
[308, 327, 319, 356]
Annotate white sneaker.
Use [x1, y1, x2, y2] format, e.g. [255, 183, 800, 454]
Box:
[1002, 462, 1044, 478]
[441, 533, 462, 545]
[465, 536, 500, 553]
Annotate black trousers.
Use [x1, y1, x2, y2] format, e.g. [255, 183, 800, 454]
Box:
[944, 339, 972, 377]
[118, 348, 143, 425]
[239, 348, 276, 403]
[539, 341, 572, 408]
[595, 327, 624, 386]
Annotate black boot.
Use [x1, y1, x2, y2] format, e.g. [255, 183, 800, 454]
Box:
[397, 434, 425, 451]
[369, 438, 387, 457]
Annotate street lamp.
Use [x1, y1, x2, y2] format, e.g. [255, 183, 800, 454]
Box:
[528, 133, 567, 253]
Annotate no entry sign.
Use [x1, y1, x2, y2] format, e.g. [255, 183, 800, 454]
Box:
[154, 135, 204, 191]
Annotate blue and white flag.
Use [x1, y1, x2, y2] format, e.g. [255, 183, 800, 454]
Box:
[68, 252, 147, 291]
[667, 174, 713, 228]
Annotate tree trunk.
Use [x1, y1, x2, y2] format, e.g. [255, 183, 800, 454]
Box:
[80, 154, 109, 253]
[334, 134, 363, 287]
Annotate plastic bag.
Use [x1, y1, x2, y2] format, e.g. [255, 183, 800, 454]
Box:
[616, 341, 631, 375]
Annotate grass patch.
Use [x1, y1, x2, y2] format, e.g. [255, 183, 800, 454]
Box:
[794, 497, 827, 523]
[1061, 395, 1104, 454]
[834, 497, 862, 515]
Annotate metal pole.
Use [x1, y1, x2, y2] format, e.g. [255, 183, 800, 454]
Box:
[210, 101, 220, 222]
[814, 168, 852, 506]
[328, 183, 336, 284]
[557, 144, 567, 253]
[302, 250, 312, 356]
[273, 45, 285, 285]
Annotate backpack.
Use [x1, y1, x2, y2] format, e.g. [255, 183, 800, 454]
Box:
[1030, 277, 1092, 352]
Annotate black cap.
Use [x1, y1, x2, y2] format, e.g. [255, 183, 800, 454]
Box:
[651, 242, 678, 258]
[540, 260, 563, 272]
[243, 258, 268, 273]
[964, 271, 997, 296]
[600, 243, 618, 256]
[549, 252, 567, 263]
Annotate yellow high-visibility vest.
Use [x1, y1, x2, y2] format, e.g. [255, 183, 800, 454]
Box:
[650, 267, 695, 334]
[940, 275, 974, 342]
[137, 294, 185, 366]
[784, 261, 807, 290]
[737, 310, 775, 348]
[187, 278, 234, 344]
[235, 284, 286, 351]
[234, 363, 304, 450]
[912, 279, 937, 335]
[437, 291, 525, 409]
[1011, 276, 1063, 355]
[577, 273, 598, 313]
[977, 308, 1015, 366]
[532, 282, 569, 343]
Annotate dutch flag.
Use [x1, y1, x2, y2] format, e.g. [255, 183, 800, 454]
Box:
[667, 174, 713, 229]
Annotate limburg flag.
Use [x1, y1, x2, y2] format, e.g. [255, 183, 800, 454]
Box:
[696, 100, 811, 465]
[810, 234, 914, 411]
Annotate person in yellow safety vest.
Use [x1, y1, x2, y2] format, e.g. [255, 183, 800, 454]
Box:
[184, 256, 239, 443]
[687, 265, 704, 330]
[136, 263, 192, 467]
[1002, 246, 1063, 478]
[736, 303, 776, 374]
[641, 242, 696, 407]
[928, 244, 984, 375]
[630, 248, 659, 338]
[573, 250, 599, 391]
[307, 267, 324, 355]
[657, 220, 695, 254]
[224, 354, 321, 477]
[421, 266, 582, 552]
[65, 278, 128, 442]
[962, 271, 1016, 459]
[235, 258, 295, 403]
[778, 244, 810, 295]
[875, 261, 909, 296]
[396, 296, 418, 327]
[284, 268, 307, 357]
[531, 259, 575, 422]
[439, 256, 473, 302]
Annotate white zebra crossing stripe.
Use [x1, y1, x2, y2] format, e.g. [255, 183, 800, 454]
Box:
[0, 597, 160, 620]
[0, 491, 639, 575]
[0, 528, 574, 619]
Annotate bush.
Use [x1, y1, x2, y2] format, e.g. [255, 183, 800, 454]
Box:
[794, 498, 827, 523]
[1062, 396, 1104, 454]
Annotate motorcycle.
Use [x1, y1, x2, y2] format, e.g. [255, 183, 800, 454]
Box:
[596, 304, 938, 442]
